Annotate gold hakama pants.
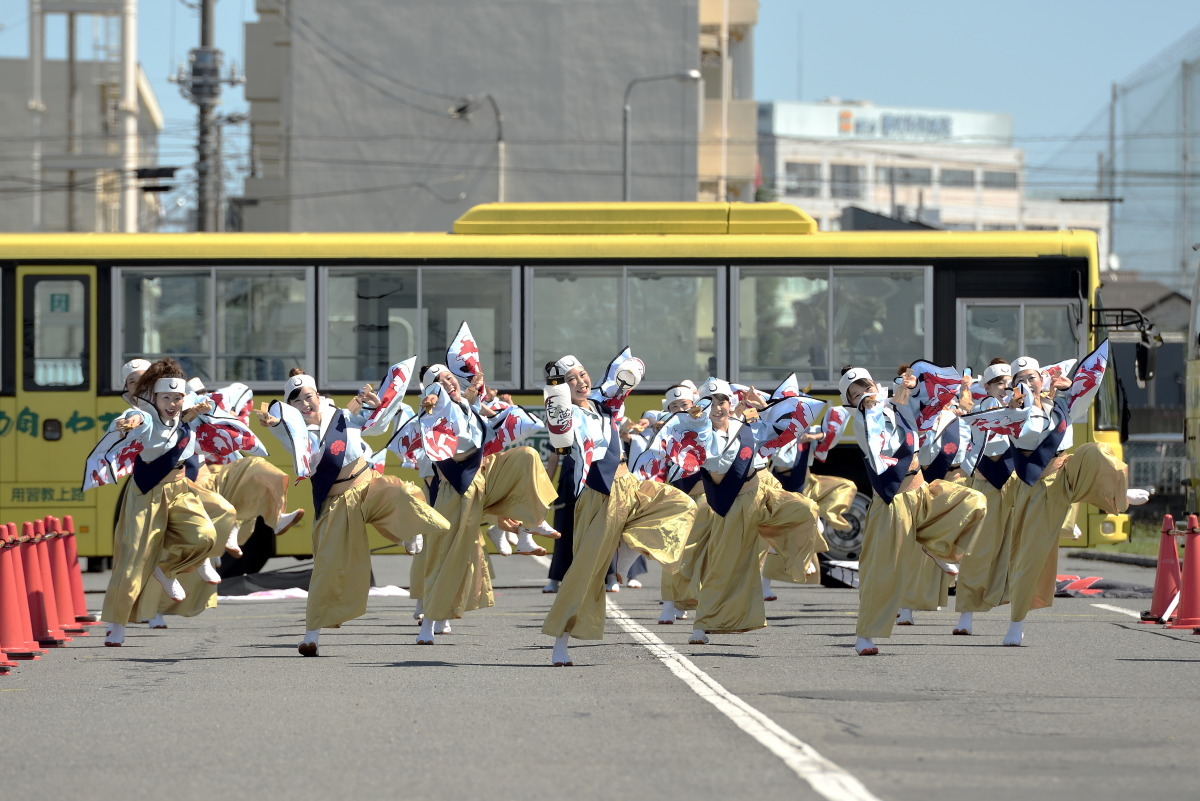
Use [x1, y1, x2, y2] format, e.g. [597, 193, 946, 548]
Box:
[543, 474, 694, 641]
[1007, 443, 1128, 622]
[761, 472, 842, 585]
[422, 447, 556, 621]
[856, 480, 986, 639]
[954, 473, 1016, 613]
[691, 474, 821, 634]
[102, 476, 218, 625]
[661, 482, 707, 607]
[199, 457, 291, 537]
[144, 484, 239, 619]
[307, 474, 450, 630]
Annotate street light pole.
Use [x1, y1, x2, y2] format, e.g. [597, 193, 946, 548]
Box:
[622, 70, 701, 201]
[453, 93, 505, 202]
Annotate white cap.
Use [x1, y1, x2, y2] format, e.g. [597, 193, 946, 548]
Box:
[285, 373, 317, 400]
[546, 354, 582, 381]
[663, 385, 695, 408]
[422, 363, 450, 384]
[185, 377, 206, 394]
[1012, 356, 1040, 376]
[153, 377, 187, 394]
[699, 377, 733, 400]
[121, 359, 151, 381]
[838, 367, 874, 405]
[981, 363, 1012, 384]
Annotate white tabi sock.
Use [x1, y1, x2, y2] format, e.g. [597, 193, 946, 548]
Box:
[196, 559, 222, 585]
[542, 579, 560, 593]
[855, 636, 877, 655]
[433, 620, 451, 635]
[486, 526, 513, 556]
[1003, 620, 1024, 646]
[147, 614, 167, 629]
[273, 509, 304, 535]
[658, 601, 677, 624]
[688, 629, 709, 644]
[896, 608, 915, 625]
[412, 599, 424, 621]
[615, 542, 640, 583]
[417, 618, 435, 644]
[224, 524, 242, 557]
[105, 623, 126, 645]
[552, 633, 571, 665]
[302, 629, 320, 645]
[954, 612, 973, 635]
[761, 575, 776, 600]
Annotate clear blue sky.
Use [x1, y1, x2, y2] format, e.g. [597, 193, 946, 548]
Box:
[1, 0, 1196, 195]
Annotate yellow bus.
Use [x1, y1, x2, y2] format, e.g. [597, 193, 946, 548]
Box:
[0, 202, 1130, 565]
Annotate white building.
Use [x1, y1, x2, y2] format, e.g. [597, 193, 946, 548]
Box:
[758, 100, 1108, 249]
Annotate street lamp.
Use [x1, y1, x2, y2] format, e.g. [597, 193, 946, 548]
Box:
[453, 93, 505, 202]
[622, 69, 702, 201]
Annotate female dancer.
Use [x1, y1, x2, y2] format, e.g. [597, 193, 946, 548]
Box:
[412, 323, 558, 645]
[681, 379, 821, 645]
[840, 366, 986, 655]
[542, 351, 696, 666]
[258, 367, 450, 656]
[95, 358, 221, 646]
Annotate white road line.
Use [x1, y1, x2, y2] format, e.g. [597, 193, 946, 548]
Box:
[531, 555, 880, 801]
[1091, 603, 1141, 619]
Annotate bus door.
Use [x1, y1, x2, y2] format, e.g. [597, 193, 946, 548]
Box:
[5, 266, 99, 554]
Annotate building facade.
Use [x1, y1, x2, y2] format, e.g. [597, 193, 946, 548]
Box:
[239, 0, 742, 232]
[758, 99, 1108, 247]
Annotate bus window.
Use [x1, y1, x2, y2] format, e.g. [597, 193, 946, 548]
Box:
[25, 277, 89, 390]
[120, 268, 308, 386]
[627, 268, 719, 381]
[737, 266, 929, 387]
[421, 268, 516, 385]
[959, 299, 1080, 369]
[531, 268, 622, 379]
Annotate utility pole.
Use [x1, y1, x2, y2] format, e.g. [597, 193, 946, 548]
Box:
[172, 0, 243, 231]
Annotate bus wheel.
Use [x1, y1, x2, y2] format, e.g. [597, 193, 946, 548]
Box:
[822, 492, 870, 560]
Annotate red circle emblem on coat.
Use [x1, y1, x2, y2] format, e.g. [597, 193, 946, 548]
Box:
[738, 446, 752, 460]
[330, 440, 346, 456]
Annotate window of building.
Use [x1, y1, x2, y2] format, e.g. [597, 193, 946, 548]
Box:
[830, 163, 865, 199]
[736, 266, 929, 387]
[528, 266, 720, 387]
[941, 168, 975, 188]
[876, 166, 933, 186]
[783, 161, 820, 197]
[983, 170, 1018, 189]
[324, 267, 516, 389]
[119, 268, 309, 388]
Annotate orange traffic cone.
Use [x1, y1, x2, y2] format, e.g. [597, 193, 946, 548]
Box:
[43, 517, 87, 636]
[58, 515, 100, 625]
[1167, 514, 1200, 632]
[20, 521, 68, 647]
[0, 525, 40, 660]
[1141, 514, 1183, 624]
[5, 524, 45, 658]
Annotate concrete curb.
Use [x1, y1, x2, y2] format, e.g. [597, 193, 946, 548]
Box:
[1064, 549, 1157, 568]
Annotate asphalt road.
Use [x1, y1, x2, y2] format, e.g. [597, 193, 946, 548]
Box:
[4, 550, 1198, 801]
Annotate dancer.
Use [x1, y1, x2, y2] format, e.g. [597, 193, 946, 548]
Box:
[840, 366, 986, 655]
[1001, 346, 1129, 646]
[952, 359, 1015, 635]
[258, 363, 450, 656]
[86, 358, 221, 646]
[542, 350, 696, 666]
[412, 322, 558, 645]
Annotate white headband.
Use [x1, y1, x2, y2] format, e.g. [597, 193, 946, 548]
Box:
[121, 359, 151, 381]
[663, 386, 694, 406]
[699, 378, 733, 400]
[285, 373, 317, 399]
[547, 354, 582, 381]
[185, 377, 206, 394]
[982, 363, 1012, 384]
[1012, 356, 1040, 376]
[838, 367, 874, 405]
[154, 377, 186, 394]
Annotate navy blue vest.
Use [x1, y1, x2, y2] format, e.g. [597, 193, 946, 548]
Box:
[976, 445, 1016, 491]
[863, 412, 916, 505]
[310, 411, 349, 518]
[701, 422, 758, 518]
[132, 422, 192, 494]
[772, 441, 812, 493]
[921, 417, 961, 484]
[584, 409, 623, 496]
[671, 471, 702, 494]
[1012, 399, 1070, 486]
